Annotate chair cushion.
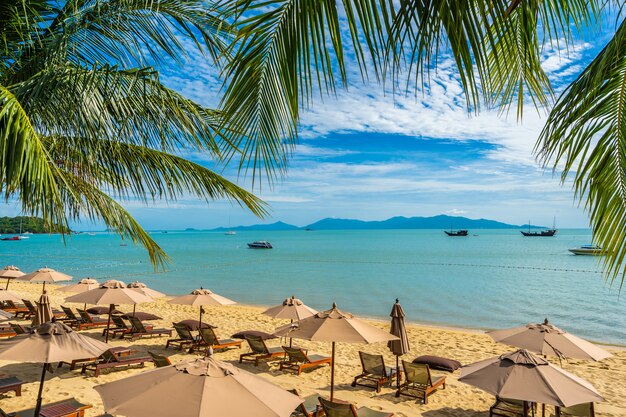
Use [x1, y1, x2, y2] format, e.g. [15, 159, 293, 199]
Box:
[412, 355, 461, 372]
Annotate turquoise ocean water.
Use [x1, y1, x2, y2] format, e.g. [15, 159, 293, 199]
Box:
[2, 229, 624, 344]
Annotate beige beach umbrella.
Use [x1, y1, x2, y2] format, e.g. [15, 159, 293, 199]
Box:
[95, 356, 302, 417]
[168, 288, 236, 328]
[487, 319, 611, 361]
[263, 296, 317, 347]
[65, 280, 154, 342]
[31, 291, 53, 327]
[18, 267, 72, 293]
[56, 278, 100, 293]
[0, 321, 109, 417]
[0, 289, 23, 303]
[459, 349, 604, 407]
[0, 266, 24, 289]
[274, 303, 399, 400]
[388, 299, 410, 388]
[127, 281, 166, 299]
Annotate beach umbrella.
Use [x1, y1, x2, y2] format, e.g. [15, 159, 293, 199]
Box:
[263, 296, 317, 347]
[0, 266, 24, 289]
[176, 319, 216, 331]
[56, 278, 101, 310]
[458, 349, 604, 407]
[274, 303, 399, 400]
[87, 306, 123, 315]
[231, 330, 277, 341]
[126, 281, 165, 316]
[0, 289, 23, 303]
[94, 356, 302, 417]
[0, 321, 108, 417]
[487, 319, 611, 361]
[18, 267, 72, 293]
[65, 280, 154, 342]
[31, 291, 53, 327]
[168, 288, 236, 328]
[388, 298, 410, 388]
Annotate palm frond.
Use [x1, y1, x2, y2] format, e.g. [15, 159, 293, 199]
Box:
[537, 18, 626, 288]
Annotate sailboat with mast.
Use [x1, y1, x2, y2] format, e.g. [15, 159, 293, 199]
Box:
[521, 218, 557, 237]
[224, 217, 236, 235]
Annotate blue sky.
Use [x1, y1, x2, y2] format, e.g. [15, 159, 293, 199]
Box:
[2, 9, 620, 230]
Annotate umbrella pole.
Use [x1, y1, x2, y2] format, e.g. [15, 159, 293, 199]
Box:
[42, 282, 46, 293]
[105, 304, 114, 343]
[289, 319, 293, 348]
[396, 354, 400, 388]
[330, 341, 336, 401]
[33, 362, 48, 417]
[132, 304, 136, 317]
[5, 279, 9, 290]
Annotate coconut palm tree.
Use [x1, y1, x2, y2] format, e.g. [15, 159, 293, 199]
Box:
[219, 1, 626, 285]
[0, 0, 266, 267]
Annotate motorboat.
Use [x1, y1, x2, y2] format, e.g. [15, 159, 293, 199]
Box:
[247, 241, 272, 249]
[444, 230, 468, 236]
[568, 245, 603, 256]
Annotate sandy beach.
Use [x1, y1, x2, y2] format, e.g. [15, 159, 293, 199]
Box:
[1, 281, 624, 417]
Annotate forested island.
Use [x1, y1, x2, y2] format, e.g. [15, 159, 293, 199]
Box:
[0, 216, 69, 234]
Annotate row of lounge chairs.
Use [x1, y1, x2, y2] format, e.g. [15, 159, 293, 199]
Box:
[0, 398, 92, 417]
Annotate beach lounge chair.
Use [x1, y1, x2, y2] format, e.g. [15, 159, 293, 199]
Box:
[289, 389, 325, 417]
[489, 398, 535, 417]
[395, 361, 446, 404]
[22, 299, 37, 317]
[126, 316, 171, 341]
[318, 397, 393, 417]
[557, 403, 595, 417]
[280, 346, 332, 376]
[165, 323, 198, 350]
[1, 397, 92, 417]
[0, 377, 22, 396]
[102, 316, 131, 339]
[148, 351, 172, 367]
[352, 351, 398, 393]
[76, 309, 109, 330]
[9, 323, 28, 335]
[59, 306, 83, 328]
[81, 348, 153, 377]
[3, 301, 30, 318]
[190, 327, 242, 353]
[239, 335, 284, 366]
[0, 326, 16, 338]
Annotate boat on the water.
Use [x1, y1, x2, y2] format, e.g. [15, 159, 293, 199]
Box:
[1, 236, 23, 241]
[521, 218, 557, 237]
[569, 245, 603, 256]
[444, 230, 468, 236]
[247, 241, 272, 249]
[224, 231, 237, 235]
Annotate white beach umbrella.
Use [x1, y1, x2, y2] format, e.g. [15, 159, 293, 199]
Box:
[18, 267, 72, 292]
[168, 288, 236, 327]
[0, 266, 24, 289]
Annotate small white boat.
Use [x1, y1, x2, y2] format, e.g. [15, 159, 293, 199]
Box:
[224, 231, 237, 235]
[568, 245, 603, 256]
[247, 241, 272, 249]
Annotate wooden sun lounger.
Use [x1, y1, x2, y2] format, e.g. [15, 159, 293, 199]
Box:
[190, 327, 242, 353]
[9, 323, 28, 335]
[102, 316, 132, 339]
[352, 351, 398, 393]
[59, 346, 133, 371]
[2, 301, 30, 318]
[81, 348, 153, 377]
[489, 398, 536, 417]
[395, 361, 445, 404]
[165, 323, 198, 350]
[280, 346, 332, 376]
[289, 389, 325, 417]
[59, 306, 83, 328]
[1, 397, 92, 417]
[0, 377, 22, 396]
[318, 397, 393, 417]
[76, 309, 108, 330]
[148, 351, 172, 367]
[126, 316, 171, 341]
[22, 300, 65, 320]
[239, 335, 284, 366]
[0, 327, 16, 338]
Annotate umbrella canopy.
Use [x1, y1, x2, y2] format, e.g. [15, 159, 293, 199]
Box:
[65, 280, 154, 342]
[56, 278, 100, 293]
[18, 267, 72, 292]
[127, 281, 166, 299]
[176, 320, 216, 331]
[0, 289, 23, 303]
[274, 303, 399, 400]
[169, 288, 236, 328]
[95, 356, 302, 417]
[31, 292, 53, 327]
[231, 330, 277, 341]
[487, 319, 611, 361]
[0, 266, 24, 289]
[0, 321, 109, 416]
[388, 299, 410, 388]
[263, 296, 317, 321]
[458, 349, 604, 407]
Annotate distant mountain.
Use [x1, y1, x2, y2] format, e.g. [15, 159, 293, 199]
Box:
[211, 221, 299, 232]
[305, 215, 528, 230]
[209, 215, 544, 231]
[0, 216, 70, 234]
